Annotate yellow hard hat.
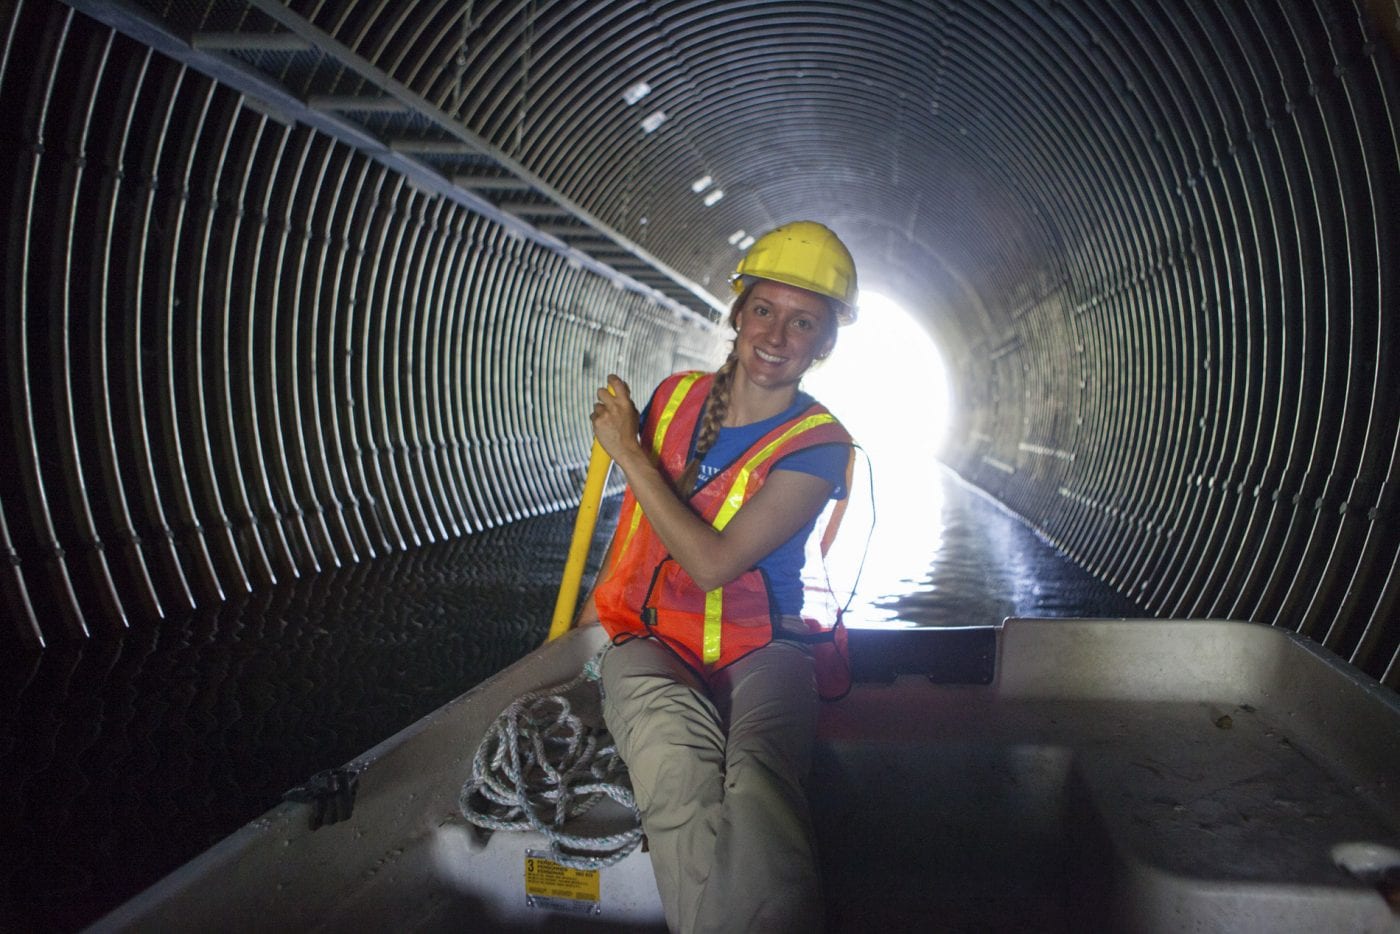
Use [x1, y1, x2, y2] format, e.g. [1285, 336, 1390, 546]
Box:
[730, 221, 858, 324]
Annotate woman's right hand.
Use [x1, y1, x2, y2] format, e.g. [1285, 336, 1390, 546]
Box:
[590, 375, 642, 463]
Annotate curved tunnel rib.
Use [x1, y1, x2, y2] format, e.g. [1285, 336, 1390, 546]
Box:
[0, 0, 1397, 689]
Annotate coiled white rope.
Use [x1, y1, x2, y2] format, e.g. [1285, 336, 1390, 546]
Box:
[458, 648, 643, 869]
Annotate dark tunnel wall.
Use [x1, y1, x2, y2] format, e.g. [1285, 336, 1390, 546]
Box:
[0, 0, 721, 647]
[2, 0, 1398, 689]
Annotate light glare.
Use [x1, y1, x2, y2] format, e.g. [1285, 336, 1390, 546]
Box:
[801, 292, 953, 624]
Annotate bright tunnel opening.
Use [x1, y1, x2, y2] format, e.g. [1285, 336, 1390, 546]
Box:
[803, 293, 953, 626]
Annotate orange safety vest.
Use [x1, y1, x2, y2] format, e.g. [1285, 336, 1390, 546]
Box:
[594, 371, 854, 697]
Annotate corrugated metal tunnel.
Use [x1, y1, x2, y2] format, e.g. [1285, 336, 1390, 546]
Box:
[3, 0, 1398, 694]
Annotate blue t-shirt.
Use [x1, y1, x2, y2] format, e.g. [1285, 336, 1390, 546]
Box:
[688, 392, 848, 614]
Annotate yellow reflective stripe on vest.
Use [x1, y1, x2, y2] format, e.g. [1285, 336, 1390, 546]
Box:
[703, 589, 724, 663]
[653, 372, 703, 457]
[614, 503, 644, 570]
[701, 411, 837, 664]
[615, 372, 704, 568]
[710, 413, 836, 531]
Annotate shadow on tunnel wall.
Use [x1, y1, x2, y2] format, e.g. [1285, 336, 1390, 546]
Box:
[1, 0, 1397, 690]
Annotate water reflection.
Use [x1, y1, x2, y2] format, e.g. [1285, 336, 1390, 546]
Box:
[819, 462, 1144, 629]
[824, 442, 948, 626]
[802, 291, 951, 626]
[802, 291, 1141, 628]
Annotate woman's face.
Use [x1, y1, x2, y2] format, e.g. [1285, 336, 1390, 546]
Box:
[732, 280, 837, 392]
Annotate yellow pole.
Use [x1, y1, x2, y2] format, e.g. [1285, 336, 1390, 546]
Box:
[545, 438, 612, 642]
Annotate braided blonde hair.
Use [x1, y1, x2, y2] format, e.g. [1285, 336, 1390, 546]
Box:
[675, 351, 740, 497]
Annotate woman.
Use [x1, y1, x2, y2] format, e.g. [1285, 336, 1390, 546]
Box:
[580, 221, 857, 933]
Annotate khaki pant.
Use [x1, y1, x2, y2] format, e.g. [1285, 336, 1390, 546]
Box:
[600, 636, 822, 934]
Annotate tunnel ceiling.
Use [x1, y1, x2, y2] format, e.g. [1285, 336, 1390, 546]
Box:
[3, 0, 1399, 688]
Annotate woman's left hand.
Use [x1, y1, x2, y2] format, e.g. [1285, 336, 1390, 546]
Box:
[591, 375, 642, 462]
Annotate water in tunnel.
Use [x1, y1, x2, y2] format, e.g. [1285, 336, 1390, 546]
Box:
[0, 0, 1395, 678]
[2, 0, 1400, 929]
[802, 291, 956, 622]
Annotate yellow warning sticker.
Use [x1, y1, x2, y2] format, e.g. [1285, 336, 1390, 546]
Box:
[524, 852, 600, 912]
